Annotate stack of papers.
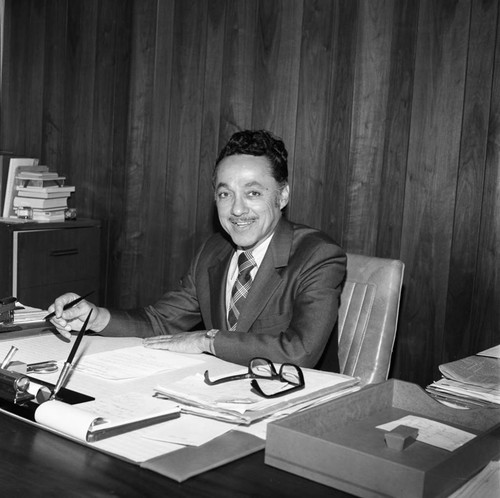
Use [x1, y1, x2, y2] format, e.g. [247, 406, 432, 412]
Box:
[426, 346, 500, 408]
[154, 368, 359, 425]
[13, 302, 47, 324]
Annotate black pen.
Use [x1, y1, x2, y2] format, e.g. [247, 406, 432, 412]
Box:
[50, 309, 92, 401]
[44, 291, 94, 321]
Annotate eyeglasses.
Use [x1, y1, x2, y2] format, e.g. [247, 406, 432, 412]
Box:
[204, 357, 305, 398]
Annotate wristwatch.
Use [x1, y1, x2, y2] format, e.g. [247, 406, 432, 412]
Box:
[205, 329, 218, 354]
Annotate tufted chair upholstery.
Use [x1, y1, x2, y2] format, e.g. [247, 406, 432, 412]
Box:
[338, 253, 404, 386]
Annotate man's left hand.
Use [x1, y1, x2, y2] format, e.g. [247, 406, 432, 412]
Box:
[143, 331, 209, 354]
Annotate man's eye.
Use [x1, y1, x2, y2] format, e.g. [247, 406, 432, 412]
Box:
[247, 191, 262, 198]
[217, 191, 231, 200]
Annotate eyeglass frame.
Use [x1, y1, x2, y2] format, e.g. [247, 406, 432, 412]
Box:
[203, 357, 305, 398]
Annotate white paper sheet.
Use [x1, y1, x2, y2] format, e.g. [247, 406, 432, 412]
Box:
[141, 413, 234, 446]
[377, 415, 476, 451]
[73, 346, 204, 380]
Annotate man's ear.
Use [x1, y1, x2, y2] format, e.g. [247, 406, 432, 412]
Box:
[279, 184, 290, 209]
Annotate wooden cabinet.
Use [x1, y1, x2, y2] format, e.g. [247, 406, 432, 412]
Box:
[0, 219, 100, 309]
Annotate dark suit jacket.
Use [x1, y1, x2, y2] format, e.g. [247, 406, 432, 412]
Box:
[104, 218, 346, 370]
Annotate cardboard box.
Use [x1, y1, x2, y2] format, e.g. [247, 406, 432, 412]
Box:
[265, 379, 500, 498]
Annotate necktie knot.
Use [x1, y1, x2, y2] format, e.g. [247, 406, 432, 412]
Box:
[238, 251, 255, 275]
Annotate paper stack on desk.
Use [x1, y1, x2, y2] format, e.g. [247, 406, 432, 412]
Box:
[154, 368, 359, 425]
[426, 346, 500, 408]
[13, 302, 47, 324]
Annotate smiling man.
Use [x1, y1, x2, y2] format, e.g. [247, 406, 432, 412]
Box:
[48, 130, 346, 371]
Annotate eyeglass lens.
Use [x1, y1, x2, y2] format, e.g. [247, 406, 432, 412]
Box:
[249, 358, 276, 377]
[280, 364, 301, 385]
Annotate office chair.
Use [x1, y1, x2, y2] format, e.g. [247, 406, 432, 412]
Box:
[337, 253, 404, 386]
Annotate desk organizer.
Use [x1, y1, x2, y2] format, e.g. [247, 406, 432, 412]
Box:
[265, 379, 500, 498]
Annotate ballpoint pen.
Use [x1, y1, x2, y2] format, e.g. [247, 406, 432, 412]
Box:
[44, 291, 94, 321]
[50, 309, 92, 401]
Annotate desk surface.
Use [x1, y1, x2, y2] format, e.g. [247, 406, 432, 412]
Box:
[0, 410, 351, 497]
[0, 327, 352, 497]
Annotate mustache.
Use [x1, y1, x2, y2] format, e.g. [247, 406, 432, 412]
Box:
[228, 217, 256, 223]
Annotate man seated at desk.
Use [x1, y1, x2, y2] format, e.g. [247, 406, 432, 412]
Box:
[48, 130, 346, 371]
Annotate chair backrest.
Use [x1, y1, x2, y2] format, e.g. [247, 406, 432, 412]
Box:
[338, 253, 404, 386]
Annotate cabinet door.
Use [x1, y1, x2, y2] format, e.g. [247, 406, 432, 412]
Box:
[14, 227, 100, 308]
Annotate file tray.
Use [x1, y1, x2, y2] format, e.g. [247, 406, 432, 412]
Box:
[265, 379, 500, 498]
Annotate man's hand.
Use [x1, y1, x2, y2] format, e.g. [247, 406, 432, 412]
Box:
[143, 331, 211, 354]
[46, 292, 110, 339]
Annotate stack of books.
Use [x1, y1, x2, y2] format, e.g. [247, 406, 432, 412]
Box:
[13, 169, 75, 222]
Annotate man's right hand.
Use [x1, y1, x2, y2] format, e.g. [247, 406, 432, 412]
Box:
[46, 293, 110, 339]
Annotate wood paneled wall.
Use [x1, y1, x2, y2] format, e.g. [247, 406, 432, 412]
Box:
[1, 0, 499, 387]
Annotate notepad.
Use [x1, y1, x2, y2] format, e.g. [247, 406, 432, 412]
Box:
[34, 393, 180, 443]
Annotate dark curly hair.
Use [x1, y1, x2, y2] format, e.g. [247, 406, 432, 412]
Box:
[213, 130, 288, 187]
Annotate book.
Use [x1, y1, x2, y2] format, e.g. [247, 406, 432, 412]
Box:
[33, 395, 180, 443]
[16, 185, 75, 198]
[17, 177, 66, 188]
[2, 158, 42, 217]
[13, 196, 68, 210]
[0, 153, 14, 209]
[16, 171, 60, 180]
[17, 190, 72, 199]
[31, 210, 66, 222]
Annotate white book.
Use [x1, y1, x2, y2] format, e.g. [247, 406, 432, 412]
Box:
[16, 189, 72, 199]
[2, 158, 42, 217]
[17, 185, 75, 194]
[13, 196, 68, 210]
[16, 171, 60, 179]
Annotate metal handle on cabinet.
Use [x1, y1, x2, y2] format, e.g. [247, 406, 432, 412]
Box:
[50, 248, 79, 257]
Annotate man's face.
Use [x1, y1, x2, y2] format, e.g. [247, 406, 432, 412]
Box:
[214, 154, 289, 250]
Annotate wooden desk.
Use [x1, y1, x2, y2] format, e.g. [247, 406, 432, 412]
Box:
[0, 327, 352, 497]
[0, 410, 351, 497]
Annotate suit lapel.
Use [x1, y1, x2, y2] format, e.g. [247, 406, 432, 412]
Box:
[236, 218, 293, 331]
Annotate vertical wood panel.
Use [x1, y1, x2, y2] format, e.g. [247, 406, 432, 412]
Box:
[251, 0, 302, 161]
[22, 0, 46, 157]
[395, 0, 471, 386]
[140, 0, 175, 303]
[290, 0, 336, 226]
[322, 0, 357, 242]
[444, 0, 498, 361]
[196, 0, 226, 248]
[344, 0, 394, 254]
[375, 0, 418, 258]
[219, 0, 258, 142]
[91, 0, 132, 305]
[42, 0, 68, 172]
[1, 0, 46, 156]
[101, 0, 132, 307]
[119, 0, 157, 307]
[162, 0, 208, 293]
[64, 0, 98, 214]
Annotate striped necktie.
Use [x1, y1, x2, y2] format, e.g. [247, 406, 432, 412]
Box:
[227, 251, 256, 330]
